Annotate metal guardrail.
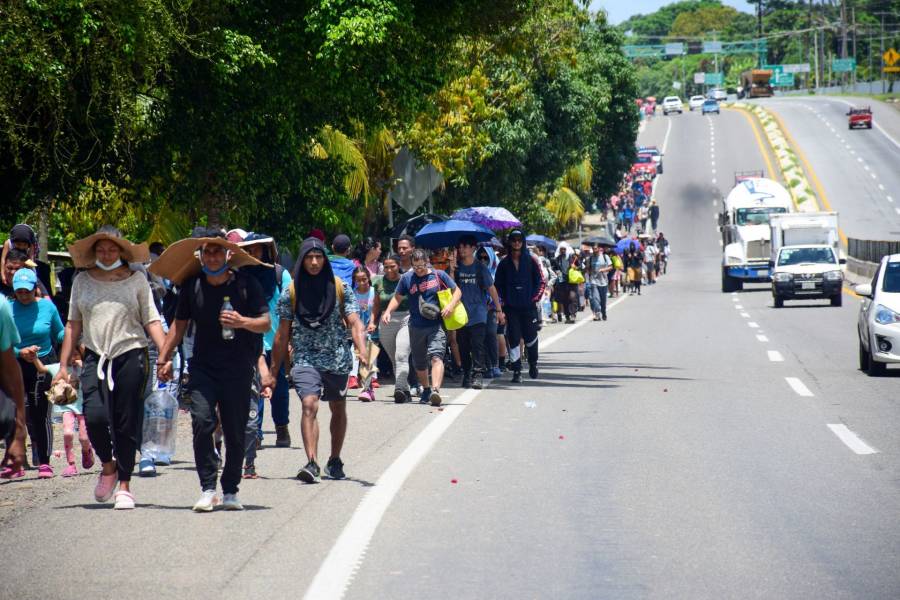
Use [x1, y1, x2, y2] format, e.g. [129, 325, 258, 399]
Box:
[848, 238, 900, 264]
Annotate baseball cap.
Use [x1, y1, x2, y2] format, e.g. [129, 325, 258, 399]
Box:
[507, 229, 525, 241]
[12, 268, 37, 292]
[332, 234, 352, 254]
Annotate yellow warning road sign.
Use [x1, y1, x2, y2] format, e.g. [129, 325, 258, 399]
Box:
[885, 66, 900, 73]
[884, 48, 900, 67]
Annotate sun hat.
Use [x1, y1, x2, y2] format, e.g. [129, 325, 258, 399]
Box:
[67, 232, 150, 269]
[12, 268, 37, 291]
[148, 237, 267, 285]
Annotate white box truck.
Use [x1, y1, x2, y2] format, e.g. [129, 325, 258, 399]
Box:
[769, 212, 845, 307]
[719, 177, 794, 292]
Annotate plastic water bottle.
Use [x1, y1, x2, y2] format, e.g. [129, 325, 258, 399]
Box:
[141, 387, 178, 465]
[221, 296, 235, 340]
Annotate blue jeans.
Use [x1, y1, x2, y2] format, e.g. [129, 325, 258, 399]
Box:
[257, 351, 290, 439]
[587, 284, 608, 317]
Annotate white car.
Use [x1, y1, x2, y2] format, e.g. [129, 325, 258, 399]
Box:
[709, 89, 728, 102]
[689, 95, 705, 111]
[856, 254, 900, 375]
[662, 96, 683, 115]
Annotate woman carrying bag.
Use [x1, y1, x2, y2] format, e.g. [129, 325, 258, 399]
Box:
[54, 227, 167, 510]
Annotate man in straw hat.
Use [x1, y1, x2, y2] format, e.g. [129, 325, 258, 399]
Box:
[156, 231, 270, 511]
[54, 226, 167, 509]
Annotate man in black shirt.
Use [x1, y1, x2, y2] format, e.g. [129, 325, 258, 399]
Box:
[158, 236, 270, 512]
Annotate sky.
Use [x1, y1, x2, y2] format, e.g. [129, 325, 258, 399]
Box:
[590, 0, 755, 26]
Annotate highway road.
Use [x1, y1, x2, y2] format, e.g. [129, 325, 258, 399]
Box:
[4, 108, 900, 600]
[760, 96, 900, 240]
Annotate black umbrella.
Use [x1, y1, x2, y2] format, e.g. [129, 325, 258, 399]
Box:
[585, 235, 616, 247]
[389, 213, 447, 238]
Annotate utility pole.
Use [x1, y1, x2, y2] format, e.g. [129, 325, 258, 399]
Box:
[813, 23, 820, 92]
[807, 0, 813, 91]
[757, 0, 764, 67]
[840, 0, 848, 90]
[851, 7, 856, 88]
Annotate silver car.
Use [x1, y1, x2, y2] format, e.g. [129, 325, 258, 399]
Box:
[855, 254, 900, 375]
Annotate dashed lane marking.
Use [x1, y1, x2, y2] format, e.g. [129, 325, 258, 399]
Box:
[888, 196, 894, 203]
[879, 184, 885, 191]
[748, 321, 759, 328]
[735, 304, 743, 309]
[740, 312, 750, 318]
[756, 334, 769, 342]
[785, 377, 814, 397]
[767, 350, 784, 362]
[827, 424, 879, 455]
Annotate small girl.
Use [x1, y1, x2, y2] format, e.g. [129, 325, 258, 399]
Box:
[45, 357, 95, 477]
[351, 267, 380, 402]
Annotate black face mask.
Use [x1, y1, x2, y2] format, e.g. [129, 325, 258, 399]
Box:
[292, 238, 336, 329]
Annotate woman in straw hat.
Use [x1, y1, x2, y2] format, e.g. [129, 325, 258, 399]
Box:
[53, 226, 166, 510]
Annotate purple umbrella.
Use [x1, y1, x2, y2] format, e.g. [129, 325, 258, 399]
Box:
[451, 206, 522, 231]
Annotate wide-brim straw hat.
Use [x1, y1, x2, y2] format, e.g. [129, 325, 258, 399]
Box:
[68, 232, 150, 269]
[149, 237, 269, 285]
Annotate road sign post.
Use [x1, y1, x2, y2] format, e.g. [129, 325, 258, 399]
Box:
[831, 58, 856, 73]
[884, 48, 900, 74]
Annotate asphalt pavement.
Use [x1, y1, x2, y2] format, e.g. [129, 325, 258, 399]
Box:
[4, 108, 900, 600]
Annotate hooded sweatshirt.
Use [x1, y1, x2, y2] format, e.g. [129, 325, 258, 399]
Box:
[495, 247, 545, 310]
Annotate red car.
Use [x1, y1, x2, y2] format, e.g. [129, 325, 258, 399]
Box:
[631, 153, 657, 178]
[848, 107, 872, 130]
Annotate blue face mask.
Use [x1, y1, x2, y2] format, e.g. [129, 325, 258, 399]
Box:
[201, 264, 229, 276]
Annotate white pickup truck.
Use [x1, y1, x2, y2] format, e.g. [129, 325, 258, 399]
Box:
[769, 212, 845, 307]
[719, 176, 793, 292]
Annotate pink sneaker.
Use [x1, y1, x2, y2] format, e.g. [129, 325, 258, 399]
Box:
[38, 464, 54, 479]
[82, 449, 95, 470]
[358, 389, 374, 402]
[0, 467, 25, 479]
[62, 464, 78, 477]
[94, 472, 118, 502]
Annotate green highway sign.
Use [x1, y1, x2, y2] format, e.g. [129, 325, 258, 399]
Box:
[831, 58, 857, 73]
[773, 72, 794, 86]
[704, 73, 724, 85]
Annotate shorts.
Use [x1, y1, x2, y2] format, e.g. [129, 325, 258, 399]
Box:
[290, 365, 349, 402]
[409, 324, 446, 371]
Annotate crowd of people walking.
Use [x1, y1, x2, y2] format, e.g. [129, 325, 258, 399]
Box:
[0, 212, 669, 511]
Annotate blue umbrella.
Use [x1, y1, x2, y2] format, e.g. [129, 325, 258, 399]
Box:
[525, 234, 558, 251]
[415, 220, 495, 250]
[615, 237, 641, 254]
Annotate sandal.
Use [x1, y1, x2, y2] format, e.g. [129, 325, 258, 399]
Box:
[0, 466, 25, 479]
[94, 471, 118, 502]
[113, 490, 135, 510]
[242, 464, 258, 479]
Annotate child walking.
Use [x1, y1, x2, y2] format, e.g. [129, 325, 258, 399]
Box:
[46, 360, 95, 477]
[352, 267, 380, 402]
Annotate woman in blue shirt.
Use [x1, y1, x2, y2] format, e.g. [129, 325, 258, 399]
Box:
[11, 268, 64, 478]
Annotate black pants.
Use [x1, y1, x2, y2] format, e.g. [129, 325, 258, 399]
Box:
[505, 306, 539, 372]
[82, 348, 149, 482]
[457, 323, 487, 376]
[189, 364, 253, 495]
[484, 310, 499, 370]
[18, 357, 54, 465]
[0, 388, 16, 446]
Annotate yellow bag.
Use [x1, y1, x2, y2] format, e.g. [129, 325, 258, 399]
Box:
[567, 268, 585, 285]
[436, 275, 468, 330]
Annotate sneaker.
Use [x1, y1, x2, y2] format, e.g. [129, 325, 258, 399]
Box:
[275, 425, 291, 448]
[529, 363, 539, 379]
[420, 388, 432, 405]
[348, 375, 360, 389]
[471, 373, 483, 390]
[222, 493, 244, 511]
[113, 490, 135, 510]
[94, 472, 118, 502]
[429, 390, 442, 407]
[394, 389, 410, 403]
[358, 389, 374, 402]
[242, 463, 258, 479]
[192, 489, 220, 512]
[325, 457, 345, 480]
[461, 374, 471, 389]
[511, 371, 523, 383]
[297, 460, 320, 483]
[38, 464, 54, 479]
[491, 367, 502, 378]
[371, 380, 381, 389]
[139, 458, 157, 477]
[62, 464, 78, 477]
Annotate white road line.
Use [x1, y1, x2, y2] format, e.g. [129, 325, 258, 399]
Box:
[767, 350, 784, 362]
[827, 424, 879, 455]
[871, 173, 877, 180]
[731, 296, 739, 302]
[748, 321, 759, 328]
[711, 168, 716, 174]
[661, 116, 673, 154]
[879, 184, 885, 191]
[888, 196, 894, 203]
[712, 178, 717, 184]
[785, 377, 814, 397]
[303, 296, 630, 600]
[735, 304, 743, 309]
[896, 208, 900, 215]
[863, 164, 870, 171]
[756, 334, 769, 342]
[857, 156, 863, 162]
[850, 149, 856, 154]
[740, 312, 750, 318]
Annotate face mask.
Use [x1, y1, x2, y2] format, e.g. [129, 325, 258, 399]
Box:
[95, 259, 123, 271]
[202, 264, 229, 276]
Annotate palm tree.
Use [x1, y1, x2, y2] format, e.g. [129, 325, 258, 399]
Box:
[544, 156, 591, 235]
